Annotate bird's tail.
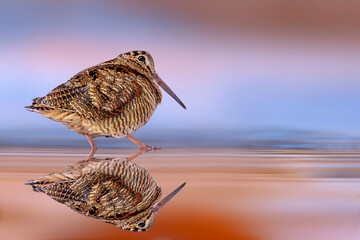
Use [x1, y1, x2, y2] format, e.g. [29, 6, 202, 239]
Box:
[25, 171, 77, 192]
[24, 97, 51, 112]
[24, 179, 52, 192]
[24, 97, 81, 126]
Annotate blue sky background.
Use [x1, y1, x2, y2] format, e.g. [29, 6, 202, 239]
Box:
[1, 0, 360, 147]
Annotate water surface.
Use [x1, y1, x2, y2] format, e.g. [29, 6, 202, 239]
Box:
[1, 147, 359, 240]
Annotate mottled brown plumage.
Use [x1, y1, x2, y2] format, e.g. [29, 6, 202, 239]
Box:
[25, 158, 186, 232]
[25, 50, 186, 160]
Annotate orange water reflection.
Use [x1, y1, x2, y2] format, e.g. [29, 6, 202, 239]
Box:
[0, 147, 359, 240]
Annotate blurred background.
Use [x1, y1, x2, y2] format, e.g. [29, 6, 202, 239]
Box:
[1, 1, 360, 240]
[1, 0, 360, 148]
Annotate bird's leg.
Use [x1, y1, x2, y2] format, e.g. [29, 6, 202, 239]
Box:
[85, 134, 97, 161]
[125, 149, 147, 161]
[125, 134, 161, 152]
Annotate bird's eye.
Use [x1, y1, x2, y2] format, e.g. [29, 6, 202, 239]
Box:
[137, 56, 145, 62]
[137, 222, 145, 228]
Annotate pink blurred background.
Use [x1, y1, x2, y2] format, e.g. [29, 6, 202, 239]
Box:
[1, 0, 360, 148]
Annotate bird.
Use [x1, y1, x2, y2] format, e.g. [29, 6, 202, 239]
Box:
[25, 157, 186, 232]
[25, 50, 186, 161]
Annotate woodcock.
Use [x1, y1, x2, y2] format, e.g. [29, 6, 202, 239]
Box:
[25, 51, 186, 161]
[25, 158, 186, 232]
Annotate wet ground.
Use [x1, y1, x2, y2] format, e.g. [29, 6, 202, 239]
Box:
[1, 147, 360, 240]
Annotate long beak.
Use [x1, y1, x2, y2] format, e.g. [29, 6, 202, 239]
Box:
[153, 182, 186, 213]
[153, 74, 186, 109]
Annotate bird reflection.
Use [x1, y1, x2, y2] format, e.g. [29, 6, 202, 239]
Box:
[25, 157, 186, 232]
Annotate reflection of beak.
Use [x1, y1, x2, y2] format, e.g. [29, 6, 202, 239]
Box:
[153, 182, 186, 213]
[153, 74, 186, 109]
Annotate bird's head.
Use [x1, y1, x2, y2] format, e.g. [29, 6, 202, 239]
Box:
[117, 50, 186, 109]
[118, 50, 156, 77]
[116, 182, 186, 232]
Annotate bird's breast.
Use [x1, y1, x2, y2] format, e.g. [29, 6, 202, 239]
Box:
[82, 92, 160, 138]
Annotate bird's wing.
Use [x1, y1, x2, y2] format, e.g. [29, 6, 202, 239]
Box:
[78, 175, 148, 220]
[39, 173, 149, 220]
[33, 64, 143, 119]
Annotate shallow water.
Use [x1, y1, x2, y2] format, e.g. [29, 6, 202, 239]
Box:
[1, 147, 360, 240]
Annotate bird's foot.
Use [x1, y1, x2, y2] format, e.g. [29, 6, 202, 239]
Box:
[126, 135, 161, 152]
[140, 145, 161, 152]
[125, 146, 161, 161]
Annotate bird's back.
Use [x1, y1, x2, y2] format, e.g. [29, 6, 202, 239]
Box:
[26, 158, 162, 220]
[26, 61, 162, 137]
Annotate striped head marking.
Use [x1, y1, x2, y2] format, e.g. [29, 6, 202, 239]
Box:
[118, 209, 156, 232]
[118, 50, 155, 77]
